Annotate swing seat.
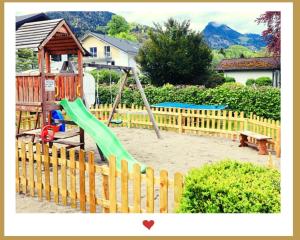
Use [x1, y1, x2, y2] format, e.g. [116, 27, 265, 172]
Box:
[111, 119, 123, 124]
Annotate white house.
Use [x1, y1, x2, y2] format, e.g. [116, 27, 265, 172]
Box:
[216, 57, 281, 87]
[80, 31, 141, 69]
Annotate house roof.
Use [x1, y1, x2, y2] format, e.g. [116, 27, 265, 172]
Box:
[16, 18, 88, 56]
[81, 32, 141, 55]
[16, 13, 50, 30]
[216, 57, 280, 71]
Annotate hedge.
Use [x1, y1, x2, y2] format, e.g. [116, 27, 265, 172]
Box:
[177, 160, 280, 213]
[96, 83, 280, 120]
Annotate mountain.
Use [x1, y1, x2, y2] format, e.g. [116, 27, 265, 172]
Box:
[202, 22, 266, 50]
[46, 11, 115, 37]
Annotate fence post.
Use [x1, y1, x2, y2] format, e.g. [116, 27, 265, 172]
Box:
[174, 172, 184, 212]
[79, 150, 86, 212]
[146, 167, 154, 213]
[61, 147, 67, 206]
[102, 172, 109, 213]
[109, 155, 117, 213]
[52, 145, 59, 204]
[178, 110, 183, 134]
[159, 170, 168, 213]
[44, 144, 50, 201]
[36, 143, 42, 200]
[121, 160, 129, 213]
[276, 126, 281, 157]
[70, 149, 76, 208]
[89, 151, 96, 213]
[133, 164, 141, 213]
[28, 142, 34, 197]
[21, 142, 27, 194]
[16, 141, 20, 193]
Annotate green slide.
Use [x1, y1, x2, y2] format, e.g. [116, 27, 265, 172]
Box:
[60, 98, 146, 173]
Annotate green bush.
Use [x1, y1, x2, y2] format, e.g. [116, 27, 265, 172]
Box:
[246, 79, 256, 86]
[203, 71, 225, 88]
[178, 160, 280, 213]
[255, 76, 273, 86]
[224, 76, 236, 83]
[90, 69, 121, 85]
[96, 83, 280, 120]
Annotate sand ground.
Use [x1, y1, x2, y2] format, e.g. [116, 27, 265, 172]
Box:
[16, 127, 280, 213]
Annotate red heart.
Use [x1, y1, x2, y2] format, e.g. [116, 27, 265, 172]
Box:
[143, 220, 154, 230]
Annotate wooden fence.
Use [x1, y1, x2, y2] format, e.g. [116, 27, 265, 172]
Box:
[16, 104, 281, 155]
[16, 141, 184, 213]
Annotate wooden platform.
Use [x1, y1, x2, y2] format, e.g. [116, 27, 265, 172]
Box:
[21, 128, 80, 139]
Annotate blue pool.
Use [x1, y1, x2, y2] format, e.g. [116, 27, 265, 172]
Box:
[151, 102, 227, 110]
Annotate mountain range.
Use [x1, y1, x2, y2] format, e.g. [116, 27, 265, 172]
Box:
[202, 22, 266, 50]
[45, 12, 266, 50]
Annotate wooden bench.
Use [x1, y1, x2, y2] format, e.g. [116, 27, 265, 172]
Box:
[238, 130, 272, 155]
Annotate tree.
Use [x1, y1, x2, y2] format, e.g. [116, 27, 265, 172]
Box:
[16, 48, 38, 72]
[114, 32, 137, 42]
[256, 11, 281, 56]
[136, 18, 213, 86]
[107, 15, 130, 36]
[219, 48, 225, 56]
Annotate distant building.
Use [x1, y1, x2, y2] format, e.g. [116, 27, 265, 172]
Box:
[16, 13, 49, 30]
[80, 31, 141, 69]
[216, 57, 281, 87]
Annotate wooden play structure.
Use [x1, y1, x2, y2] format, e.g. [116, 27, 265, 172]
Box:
[16, 18, 86, 149]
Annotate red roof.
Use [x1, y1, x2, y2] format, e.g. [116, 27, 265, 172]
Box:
[216, 57, 280, 71]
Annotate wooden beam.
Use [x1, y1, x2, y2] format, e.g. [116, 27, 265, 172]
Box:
[107, 73, 128, 127]
[45, 52, 51, 73]
[39, 48, 47, 128]
[48, 50, 78, 55]
[132, 68, 162, 139]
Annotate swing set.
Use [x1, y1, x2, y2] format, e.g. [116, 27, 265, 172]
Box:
[85, 63, 161, 139]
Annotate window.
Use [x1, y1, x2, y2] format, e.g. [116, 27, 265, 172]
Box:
[90, 47, 97, 58]
[104, 46, 111, 57]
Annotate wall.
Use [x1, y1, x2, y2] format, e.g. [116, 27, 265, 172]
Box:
[224, 70, 273, 85]
[82, 35, 137, 67]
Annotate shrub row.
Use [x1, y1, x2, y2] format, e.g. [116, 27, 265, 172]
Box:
[246, 76, 273, 86]
[96, 83, 280, 120]
[177, 160, 280, 213]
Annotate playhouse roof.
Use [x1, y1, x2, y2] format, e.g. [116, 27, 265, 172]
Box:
[16, 18, 87, 55]
[216, 57, 280, 71]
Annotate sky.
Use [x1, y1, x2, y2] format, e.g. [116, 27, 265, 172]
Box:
[16, 4, 267, 35]
[114, 10, 265, 34]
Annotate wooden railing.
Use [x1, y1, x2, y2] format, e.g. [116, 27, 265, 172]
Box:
[16, 141, 184, 213]
[90, 104, 281, 152]
[16, 73, 80, 104]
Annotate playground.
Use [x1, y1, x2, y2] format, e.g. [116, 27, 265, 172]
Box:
[15, 17, 281, 214]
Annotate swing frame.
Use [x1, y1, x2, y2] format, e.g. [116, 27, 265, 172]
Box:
[84, 63, 162, 139]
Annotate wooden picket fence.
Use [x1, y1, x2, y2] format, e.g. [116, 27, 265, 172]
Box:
[16, 104, 281, 155]
[16, 141, 184, 213]
[90, 104, 281, 154]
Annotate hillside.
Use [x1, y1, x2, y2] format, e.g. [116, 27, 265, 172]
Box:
[46, 11, 115, 37]
[202, 22, 266, 50]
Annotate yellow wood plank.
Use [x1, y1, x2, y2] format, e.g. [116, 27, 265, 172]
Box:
[28, 142, 34, 197]
[36, 143, 42, 200]
[89, 151, 96, 213]
[79, 149, 86, 212]
[61, 147, 67, 206]
[146, 167, 154, 213]
[52, 145, 59, 204]
[159, 170, 168, 213]
[109, 155, 117, 213]
[70, 149, 76, 208]
[44, 144, 50, 201]
[133, 163, 141, 213]
[15, 141, 20, 193]
[121, 159, 129, 213]
[174, 172, 183, 212]
[21, 142, 27, 194]
[102, 174, 109, 213]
